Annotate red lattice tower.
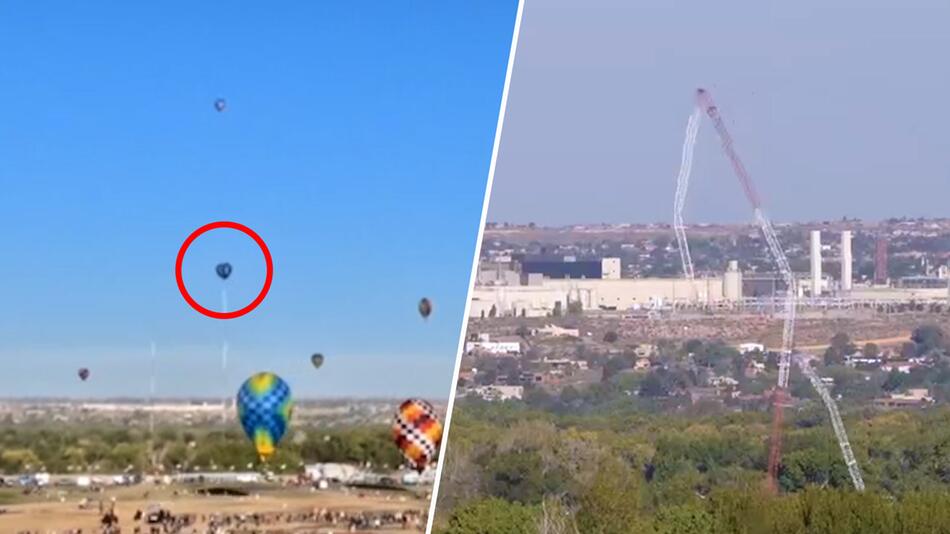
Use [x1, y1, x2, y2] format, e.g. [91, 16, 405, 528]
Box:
[875, 237, 889, 284]
[765, 388, 786, 493]
[696, 88, 794, 494]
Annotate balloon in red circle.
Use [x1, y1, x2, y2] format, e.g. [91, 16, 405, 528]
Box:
[175, 221, 273, 319]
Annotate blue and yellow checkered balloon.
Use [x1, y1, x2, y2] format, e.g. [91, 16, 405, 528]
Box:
[236, 372, 293, 461]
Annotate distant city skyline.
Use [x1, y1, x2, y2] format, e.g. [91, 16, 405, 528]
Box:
[483, 216, 941, 227]
[488, 0, 950, 225]
[0, 3, 519, 397]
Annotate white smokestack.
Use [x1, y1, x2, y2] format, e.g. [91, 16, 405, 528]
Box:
[811, 230, 822, 296]
[723, 260, 741, 302]
[841, 231, 853, 292]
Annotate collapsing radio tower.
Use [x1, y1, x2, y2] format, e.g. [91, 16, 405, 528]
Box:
[673, 88, 864, 493]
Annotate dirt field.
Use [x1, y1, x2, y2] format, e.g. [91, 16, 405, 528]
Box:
[773, 334, 912, 353]
[0, 484, 427, 533]
[471, 311, 950, 353]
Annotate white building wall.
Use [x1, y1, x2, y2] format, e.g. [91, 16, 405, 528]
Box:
[601, 258, 621, 280]
[464, 341, 521, 354]
[848, 287, 948, 301]
[469, 277, 726, 318]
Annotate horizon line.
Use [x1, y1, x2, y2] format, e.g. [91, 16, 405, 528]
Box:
[484, 216, 948, 229]
[0, 395, 447, 403]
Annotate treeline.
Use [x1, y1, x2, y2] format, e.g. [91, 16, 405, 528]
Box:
[0, 423, 405, 474]
[440, 488, 950, 534]
[434, 402, 950, 533]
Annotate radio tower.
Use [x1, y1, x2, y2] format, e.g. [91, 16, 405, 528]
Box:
[691, 88, 863, 493]
[673, 107, 703, 296]
[695, 88, 796, 371]
[875, 236, 889, 285]
[693, 89, 796, 492]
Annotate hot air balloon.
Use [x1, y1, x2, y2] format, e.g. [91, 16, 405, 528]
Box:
[216, 263, 232, 280]
[310, 353, 324, 369]
[418, 298, 432, 320]
[78, 368, 90, 381]
[392, 399, 442, 473]
[214, 98, 227, 112]
[236, 372, 293, 461]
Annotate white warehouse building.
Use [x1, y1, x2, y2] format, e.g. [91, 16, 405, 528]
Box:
[470, 274, 733, 318]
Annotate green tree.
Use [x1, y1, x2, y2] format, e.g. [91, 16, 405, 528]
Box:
[692, 342, 739, 370]
[440, 497, 538, 534]
[559, 386, 581, 405]
[779, 448, 849, 492]
[537, 495, 576, 534]
[486, 451, 547, 504]
[639, 372, 669, 397]
[110, 442, 146, 471]
[882, 369, 905, 392]
[912, 324, 946, 356]
[901, 342, 917, 359]
[576, 458, 643, 534]
[602, 356, 631, 382]
[823, 347, 845, 367]
[603, 331, 619, 343]
[826, 332, 857, 363]
[707, 489, 770, 534]
[652, 505, 715, 534]
[830, 332, 852, 354]
[897, 492, 950, 532]
[684, 339, 704, 355]
[793, 488, 896, 534]
[0, 449, 41, 472]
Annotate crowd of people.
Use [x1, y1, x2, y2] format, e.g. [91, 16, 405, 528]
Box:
[201, 508, 425, 532]
[15, 506, 426, 534]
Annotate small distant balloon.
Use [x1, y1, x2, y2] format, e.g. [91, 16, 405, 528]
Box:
[310, 353, 324, 369]
[214, 98, 227, 112]
[216, 263, 232, 280]
[418, 298, 432, 320]
[78, 368, 90, 381]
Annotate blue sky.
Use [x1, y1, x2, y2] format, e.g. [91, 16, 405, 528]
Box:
[0, 3, 518, 398]
[489, 0, 950, 225]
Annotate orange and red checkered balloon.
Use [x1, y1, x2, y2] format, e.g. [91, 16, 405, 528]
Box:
[392, 399, 442, 473]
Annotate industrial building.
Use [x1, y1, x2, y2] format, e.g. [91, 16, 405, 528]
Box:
[471, 229, 949, 318]
[521, 257, 603, 279]
[470, 270, 732, 318]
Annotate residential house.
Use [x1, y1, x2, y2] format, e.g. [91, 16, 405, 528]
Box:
[688, 387, 722, 405]
[534, 324, 581, 338]
[465, 334, 521, 356]
[471, 385, 524, 402]
[881, 360, 916, 374]
[634, 357, 652, 372]
[633, 344, 658, 358]
[873, 388, 934, 408]
[744, 360, 765, 378]
[738, 342, 766, 354]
